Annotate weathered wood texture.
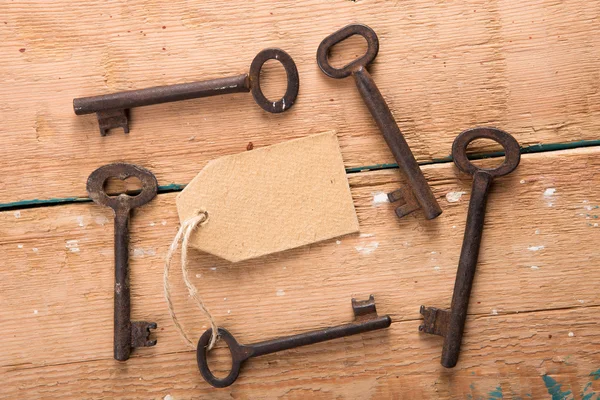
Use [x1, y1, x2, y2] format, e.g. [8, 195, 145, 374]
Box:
[1, 0, 599, 203]
[2, 148, 599, 398]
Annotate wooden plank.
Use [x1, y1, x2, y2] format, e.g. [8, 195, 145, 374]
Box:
[2, 308, 599, 399]
[1, 0, 599, 202]
[2, 147, 599, 398]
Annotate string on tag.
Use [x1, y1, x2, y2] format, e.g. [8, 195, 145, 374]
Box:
[163, 210, 219, 351]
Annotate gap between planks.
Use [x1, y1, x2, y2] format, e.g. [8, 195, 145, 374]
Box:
[1, 140, 599, 211]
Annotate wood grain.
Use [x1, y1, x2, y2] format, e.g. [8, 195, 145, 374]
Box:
[0, 0, 599, 203]
[2, 147, 598, 398]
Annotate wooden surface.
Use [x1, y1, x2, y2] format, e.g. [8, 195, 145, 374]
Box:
[1, 1, 599, 399]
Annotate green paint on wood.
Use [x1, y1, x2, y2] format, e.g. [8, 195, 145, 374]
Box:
[542, 375, 572, 400]
[0, 196, 89, 209]
[589, 369, 600, 381]
[488, 385, 503, 399]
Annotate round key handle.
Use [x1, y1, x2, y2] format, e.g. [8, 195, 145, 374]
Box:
[197, 328, 251, 388]
[316, 24, 379, 79]
[452, 127, 521, 178]
[249, 48, 299, 113]
[86, 163, 158, 212]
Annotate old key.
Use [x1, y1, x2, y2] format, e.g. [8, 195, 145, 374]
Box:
[419, 127, 520, 368]
[87, 163, 158, 361]
[197, 295, 391, 388]
[317, 24, 442, 220]
[74, 48, 299, 135]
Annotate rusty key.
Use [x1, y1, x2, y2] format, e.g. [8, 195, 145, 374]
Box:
[87, 163, 158, 361]
[74, 48, 300, 135]
[317, 24, 441, 220]
[419, 127, 520, 368]
[197, 295, 391, 388]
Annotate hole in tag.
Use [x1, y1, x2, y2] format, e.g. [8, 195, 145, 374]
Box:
[103, 176, 143, 197]
[327, 34, 368, 69]
[258, 59, 288, 103]
[206, 339, 234, 379]
[465, 138, 505, 169]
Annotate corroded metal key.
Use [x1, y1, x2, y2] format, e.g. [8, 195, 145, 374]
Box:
[74, 48, 299, 135]
[197, 295, 391, 388]
[419, 127, 521, 367]
[317, 24, 442, 220]
[87, 163, 158, 361]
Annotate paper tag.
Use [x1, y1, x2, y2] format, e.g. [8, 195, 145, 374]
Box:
[176, 131, 359, 262]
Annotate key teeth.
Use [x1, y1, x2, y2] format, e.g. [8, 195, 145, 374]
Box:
[352, 295, 378, 320]
[97, 109, 130, 136]
[419, 306, 449, 337]
[387, 187, 420, 219]
[131, 321, 157, 348]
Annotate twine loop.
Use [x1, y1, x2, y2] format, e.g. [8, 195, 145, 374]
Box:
[163, 210, 219, 351]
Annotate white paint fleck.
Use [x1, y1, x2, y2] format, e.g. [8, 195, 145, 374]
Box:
[195, 273, 202, 278]
[95, 216, 108, 226]
[227, 310, 231, 314]
[276, 289, 285, 296]
[224, 297, 227, 301]
[583, 200, 589, 203]
[530, 265, 539, 270]
[17, 244, 23, 249]
[210, 267, 217, 271]
[164, 395, 174, 400]
[161, 220, 167, 226]
[14, 211, 21, 218]
[535, 229, 540, 234]
[520, 179, 526, 184]
[578, 299, 585, 304]
[594, 223, 599, 227]
[543, 188, 556, 197]
[335, 240, 341, 245]
[528, 245, 545, 251]
[491, 309, 498, 315]
[372, 192, 389, 206]
[32, 248, 38, 253]
[150, 222, 156, 227]
[133, 248, 156, 257]
[433, 266, 441, 271]
[446, 191, 466, 203]
[33, 310, 38, 315]
[355, 241, 379, 255]
[360, 233, 374, 238]
[452, 225, 456, 229]
[431, 251, 437, 255]
[76, 216, 85, 227]
[568, 332, 575, 337]
[66, 239, 80, 253]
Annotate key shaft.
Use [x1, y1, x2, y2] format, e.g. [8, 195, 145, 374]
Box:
[441, 171, 492, 367]
[246, 315, 391, 358]
[74, 74, 250, 115]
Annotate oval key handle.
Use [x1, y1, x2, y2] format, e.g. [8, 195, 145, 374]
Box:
[452, 127, 521, 178]
[197, 328, 250, 388]
[316, 24, 379, 79]
[249, 48, 299, 113]
[86, 163, 158, 212]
